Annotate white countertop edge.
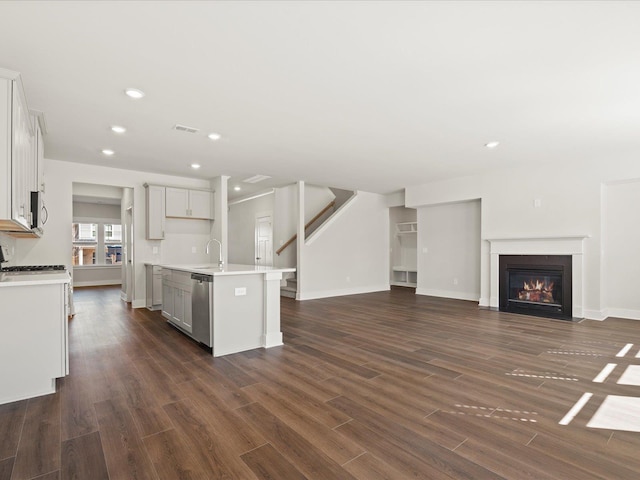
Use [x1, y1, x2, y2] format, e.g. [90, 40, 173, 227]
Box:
[160, 263, 296, 276]
[0, 272, 71, 287]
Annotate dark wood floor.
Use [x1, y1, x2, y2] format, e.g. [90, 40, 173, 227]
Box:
[2, 286, 640, 479]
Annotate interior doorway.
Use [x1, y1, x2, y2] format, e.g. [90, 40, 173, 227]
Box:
[255, 212, 273, 266]
[71, 183, 134, 303]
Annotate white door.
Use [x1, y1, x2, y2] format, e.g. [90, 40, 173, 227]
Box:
[255, 213, 273, 266]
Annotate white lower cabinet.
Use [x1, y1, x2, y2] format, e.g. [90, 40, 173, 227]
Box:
[161, 269, 192, 333]
[0, 279, 69, 405]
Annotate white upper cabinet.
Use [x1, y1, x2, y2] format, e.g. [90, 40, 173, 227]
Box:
[188, 189, 213, 219]
[0, 69, 37, 234]
[145, 184, 165, 240]
[165, 187, 213, 220]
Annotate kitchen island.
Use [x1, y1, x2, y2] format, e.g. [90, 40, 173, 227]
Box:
[0, 272, 70, 405]
[159, 263, 295, 357]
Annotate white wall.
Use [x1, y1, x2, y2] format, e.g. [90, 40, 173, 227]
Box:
[0, 232, 17, 267]
[405, 158, 640, 319]
[15, 158, 213, 308]
[299, 190, 389, 300]
[603, 180, 640, 319]
[416, 200, 481, 301]
[274, 185, 297, 269]
[228, 192, 274, 265]
[73, 202, 120, 219]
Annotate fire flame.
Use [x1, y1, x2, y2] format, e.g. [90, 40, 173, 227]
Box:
[523, 279, 554, 292]
[518, 278, 556, 303]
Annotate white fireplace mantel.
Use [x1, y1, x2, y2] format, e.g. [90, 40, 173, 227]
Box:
[486, 235, 590, 318]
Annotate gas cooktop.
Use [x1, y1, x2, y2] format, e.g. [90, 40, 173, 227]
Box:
[1, 265, 67, 272]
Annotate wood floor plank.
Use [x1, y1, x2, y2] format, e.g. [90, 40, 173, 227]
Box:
[0, 400, 27, 461]
[329, 395, 504, 480]
[11, 393, 60, 480]
[163, 399, 258, 479]
[93, 397, 156, 480]
[176, 379, 266, 456]
[61, 431, 109, 480]
[118, 369, 174, 438]
[240, 443, 308, 480]
[342, 451, 416, 480]
[59, 375, 98, 441]
[242, 382, 364, 465]
[29, 471, 59, 480]
[143, 429, 209, 480]
[0, 457, 14, 480]
[335, 420, 456, 479]
[235, 402, 357, 480]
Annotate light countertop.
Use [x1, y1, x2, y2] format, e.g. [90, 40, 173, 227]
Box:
[0, 272, 71, 287]
[160, 263, 296, 276]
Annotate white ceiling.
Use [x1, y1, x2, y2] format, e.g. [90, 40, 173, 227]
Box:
[1, 1, 639, 198]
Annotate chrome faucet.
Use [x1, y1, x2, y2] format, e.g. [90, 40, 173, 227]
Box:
[205, 238, 224, 266]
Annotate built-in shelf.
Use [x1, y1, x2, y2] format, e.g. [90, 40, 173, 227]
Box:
[396, 222, 417, 234]
[391, 266, 417, 287]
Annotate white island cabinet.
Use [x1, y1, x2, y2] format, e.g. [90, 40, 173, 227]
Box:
[0, 272, 70, 405]
[160, 264, 295, 357]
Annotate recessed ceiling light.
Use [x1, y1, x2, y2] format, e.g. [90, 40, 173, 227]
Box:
[234, 186, 241, 191]
[111, 125, 126, 134]
[124, 88, 145, 99]
[190, 163, 201, 169]
[101, 149, 115, 156]
[485, 141, 500, 149]
[208, 132, 222, 141]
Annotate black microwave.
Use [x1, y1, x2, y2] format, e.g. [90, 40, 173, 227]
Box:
[30, 191, 47, 230]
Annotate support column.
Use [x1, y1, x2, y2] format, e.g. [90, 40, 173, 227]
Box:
[262, 271, 284, 348]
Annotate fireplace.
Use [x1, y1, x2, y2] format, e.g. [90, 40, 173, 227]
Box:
[499, 255, 572, 320]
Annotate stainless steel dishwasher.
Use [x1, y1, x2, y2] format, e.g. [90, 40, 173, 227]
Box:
[191, 273, 213, 347]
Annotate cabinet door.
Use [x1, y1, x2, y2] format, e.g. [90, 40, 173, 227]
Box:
[165, 187, 189, 217]
[145, 185, 165, 239]
[189, 190, 213, 219]
[152, 274, 163, 306]
[35, 117, 43, 192]
[161, 282, 174, 319]
[172, 288, 184, 325]
[11, 83, 33, 230]
[182, 290, 192, 333]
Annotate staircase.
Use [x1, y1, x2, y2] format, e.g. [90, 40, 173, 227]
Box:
[277, 186, 355, 299]
[280, 274, 297, 298]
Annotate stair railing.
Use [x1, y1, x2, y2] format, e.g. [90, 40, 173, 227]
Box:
[276, 200, 336, 256]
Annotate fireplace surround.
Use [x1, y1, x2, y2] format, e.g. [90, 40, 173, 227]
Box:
[499, 255, 572, 319]
[486, 235, 588, 320]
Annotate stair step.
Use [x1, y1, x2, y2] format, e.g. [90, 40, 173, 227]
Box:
[280, 286, 296, 298]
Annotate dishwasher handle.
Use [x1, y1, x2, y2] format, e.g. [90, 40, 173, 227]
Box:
[191, 273, 213, 283]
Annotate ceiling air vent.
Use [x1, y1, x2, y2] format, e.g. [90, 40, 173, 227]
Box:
[172, 124, 200, 134]
[242, 174, 271, 184]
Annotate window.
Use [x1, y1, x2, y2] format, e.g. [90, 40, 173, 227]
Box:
[72, 223, 97, 265]
[104, 224, 122, 265]
[72, 222, 122, 266]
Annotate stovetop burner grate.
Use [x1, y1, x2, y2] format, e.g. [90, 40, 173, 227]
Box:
[1, 265, 67, 272]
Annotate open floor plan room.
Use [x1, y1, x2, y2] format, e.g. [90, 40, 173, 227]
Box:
[1, 286, 640, 480]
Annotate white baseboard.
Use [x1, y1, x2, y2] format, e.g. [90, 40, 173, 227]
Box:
[416, 288, 479, 302]
[603, 308, 640, 321]
[583, 309, 607, 321]
[73, 280, 122, 287]
[478, 297, 490, 307]
[297, 284, 390, 301]
[132, 299, 146, 309]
